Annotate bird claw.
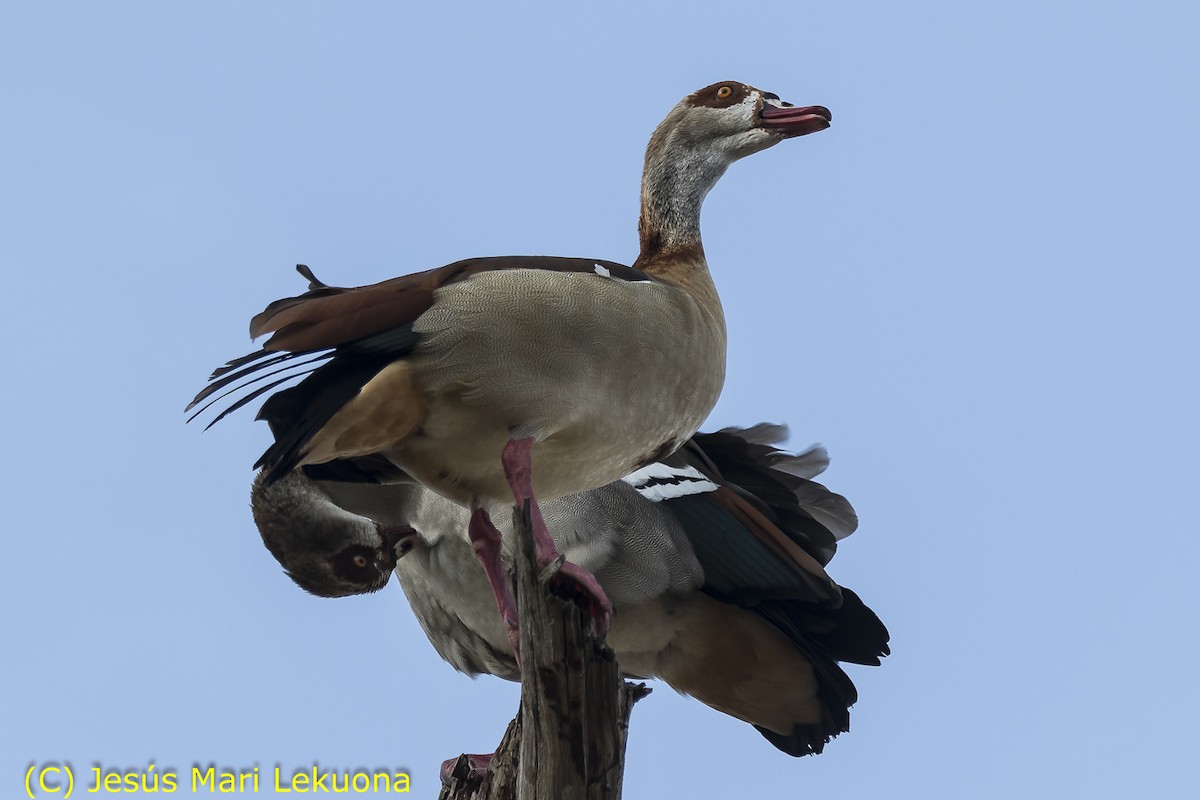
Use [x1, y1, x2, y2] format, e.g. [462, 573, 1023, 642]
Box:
[537, 553, 566, 580]
[439, 753, 494, 786]
[504, 620, 522, 666]
[542, 558, 612, 638]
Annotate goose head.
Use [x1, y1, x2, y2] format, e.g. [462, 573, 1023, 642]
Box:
[251, 471, 419, 598]
[651, 81, 831, 162]
[638, 81, 830, 262]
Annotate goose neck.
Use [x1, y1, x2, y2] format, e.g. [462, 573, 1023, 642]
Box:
[634, 130, 729, 272]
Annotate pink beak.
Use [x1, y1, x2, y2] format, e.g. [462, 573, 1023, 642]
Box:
[759, 104, 832, 138]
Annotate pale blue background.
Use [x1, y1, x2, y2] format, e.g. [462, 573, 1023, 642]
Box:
[3, 2, 1198, 798]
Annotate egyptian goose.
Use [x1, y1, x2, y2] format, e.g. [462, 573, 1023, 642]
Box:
[252, 427, 890, 756]
[191, 81, 833, 646]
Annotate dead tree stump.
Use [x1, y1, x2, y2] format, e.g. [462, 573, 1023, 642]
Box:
[438, 502, 649, 800]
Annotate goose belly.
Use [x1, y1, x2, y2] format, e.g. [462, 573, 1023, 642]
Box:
[400, 270, 726, 504]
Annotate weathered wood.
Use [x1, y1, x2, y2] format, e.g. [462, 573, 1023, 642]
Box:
[437, 719, 521, 800]
[438, 503, 648, 800]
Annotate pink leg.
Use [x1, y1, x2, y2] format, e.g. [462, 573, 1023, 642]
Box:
[467, 507, 521, 656]
[501, 437, 612, 635]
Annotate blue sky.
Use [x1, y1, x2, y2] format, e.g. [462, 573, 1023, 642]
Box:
[3, 2, 1198, 798]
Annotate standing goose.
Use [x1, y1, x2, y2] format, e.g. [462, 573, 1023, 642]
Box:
[190, 81, 833, 645]
[253, 427, 889, 757]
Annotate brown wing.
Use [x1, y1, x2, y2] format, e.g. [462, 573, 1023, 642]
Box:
[250, 256, 652, 352]
[188, 255, 652, 481]
[189, 256, 651, 419]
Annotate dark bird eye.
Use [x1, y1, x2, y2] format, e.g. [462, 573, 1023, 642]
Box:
[716, 86, 733, 99]
[352, 554, 369, 568]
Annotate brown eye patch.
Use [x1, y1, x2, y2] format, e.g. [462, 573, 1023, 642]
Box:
[689, 81, 750, 109]
[332, 544, 381, 585]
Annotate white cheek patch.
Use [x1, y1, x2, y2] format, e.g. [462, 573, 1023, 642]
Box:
[733, 93, 758, 123]
[694, 93, 758, 128]
[622, 463, 719, 502]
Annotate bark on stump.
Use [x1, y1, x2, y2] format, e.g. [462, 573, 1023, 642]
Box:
[438, 502, 649, 800]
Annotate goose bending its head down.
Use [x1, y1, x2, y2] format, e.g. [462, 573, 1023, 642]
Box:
[189, 81, 832, 648]
[251, 425, 889, 757]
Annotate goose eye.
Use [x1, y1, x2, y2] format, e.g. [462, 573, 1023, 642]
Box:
[716, 86, 733, 99]
[332, 545, 384, 588]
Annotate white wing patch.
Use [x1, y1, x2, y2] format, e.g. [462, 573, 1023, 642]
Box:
[621, 463, 718, 502]
[593, 263, 612, 278]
